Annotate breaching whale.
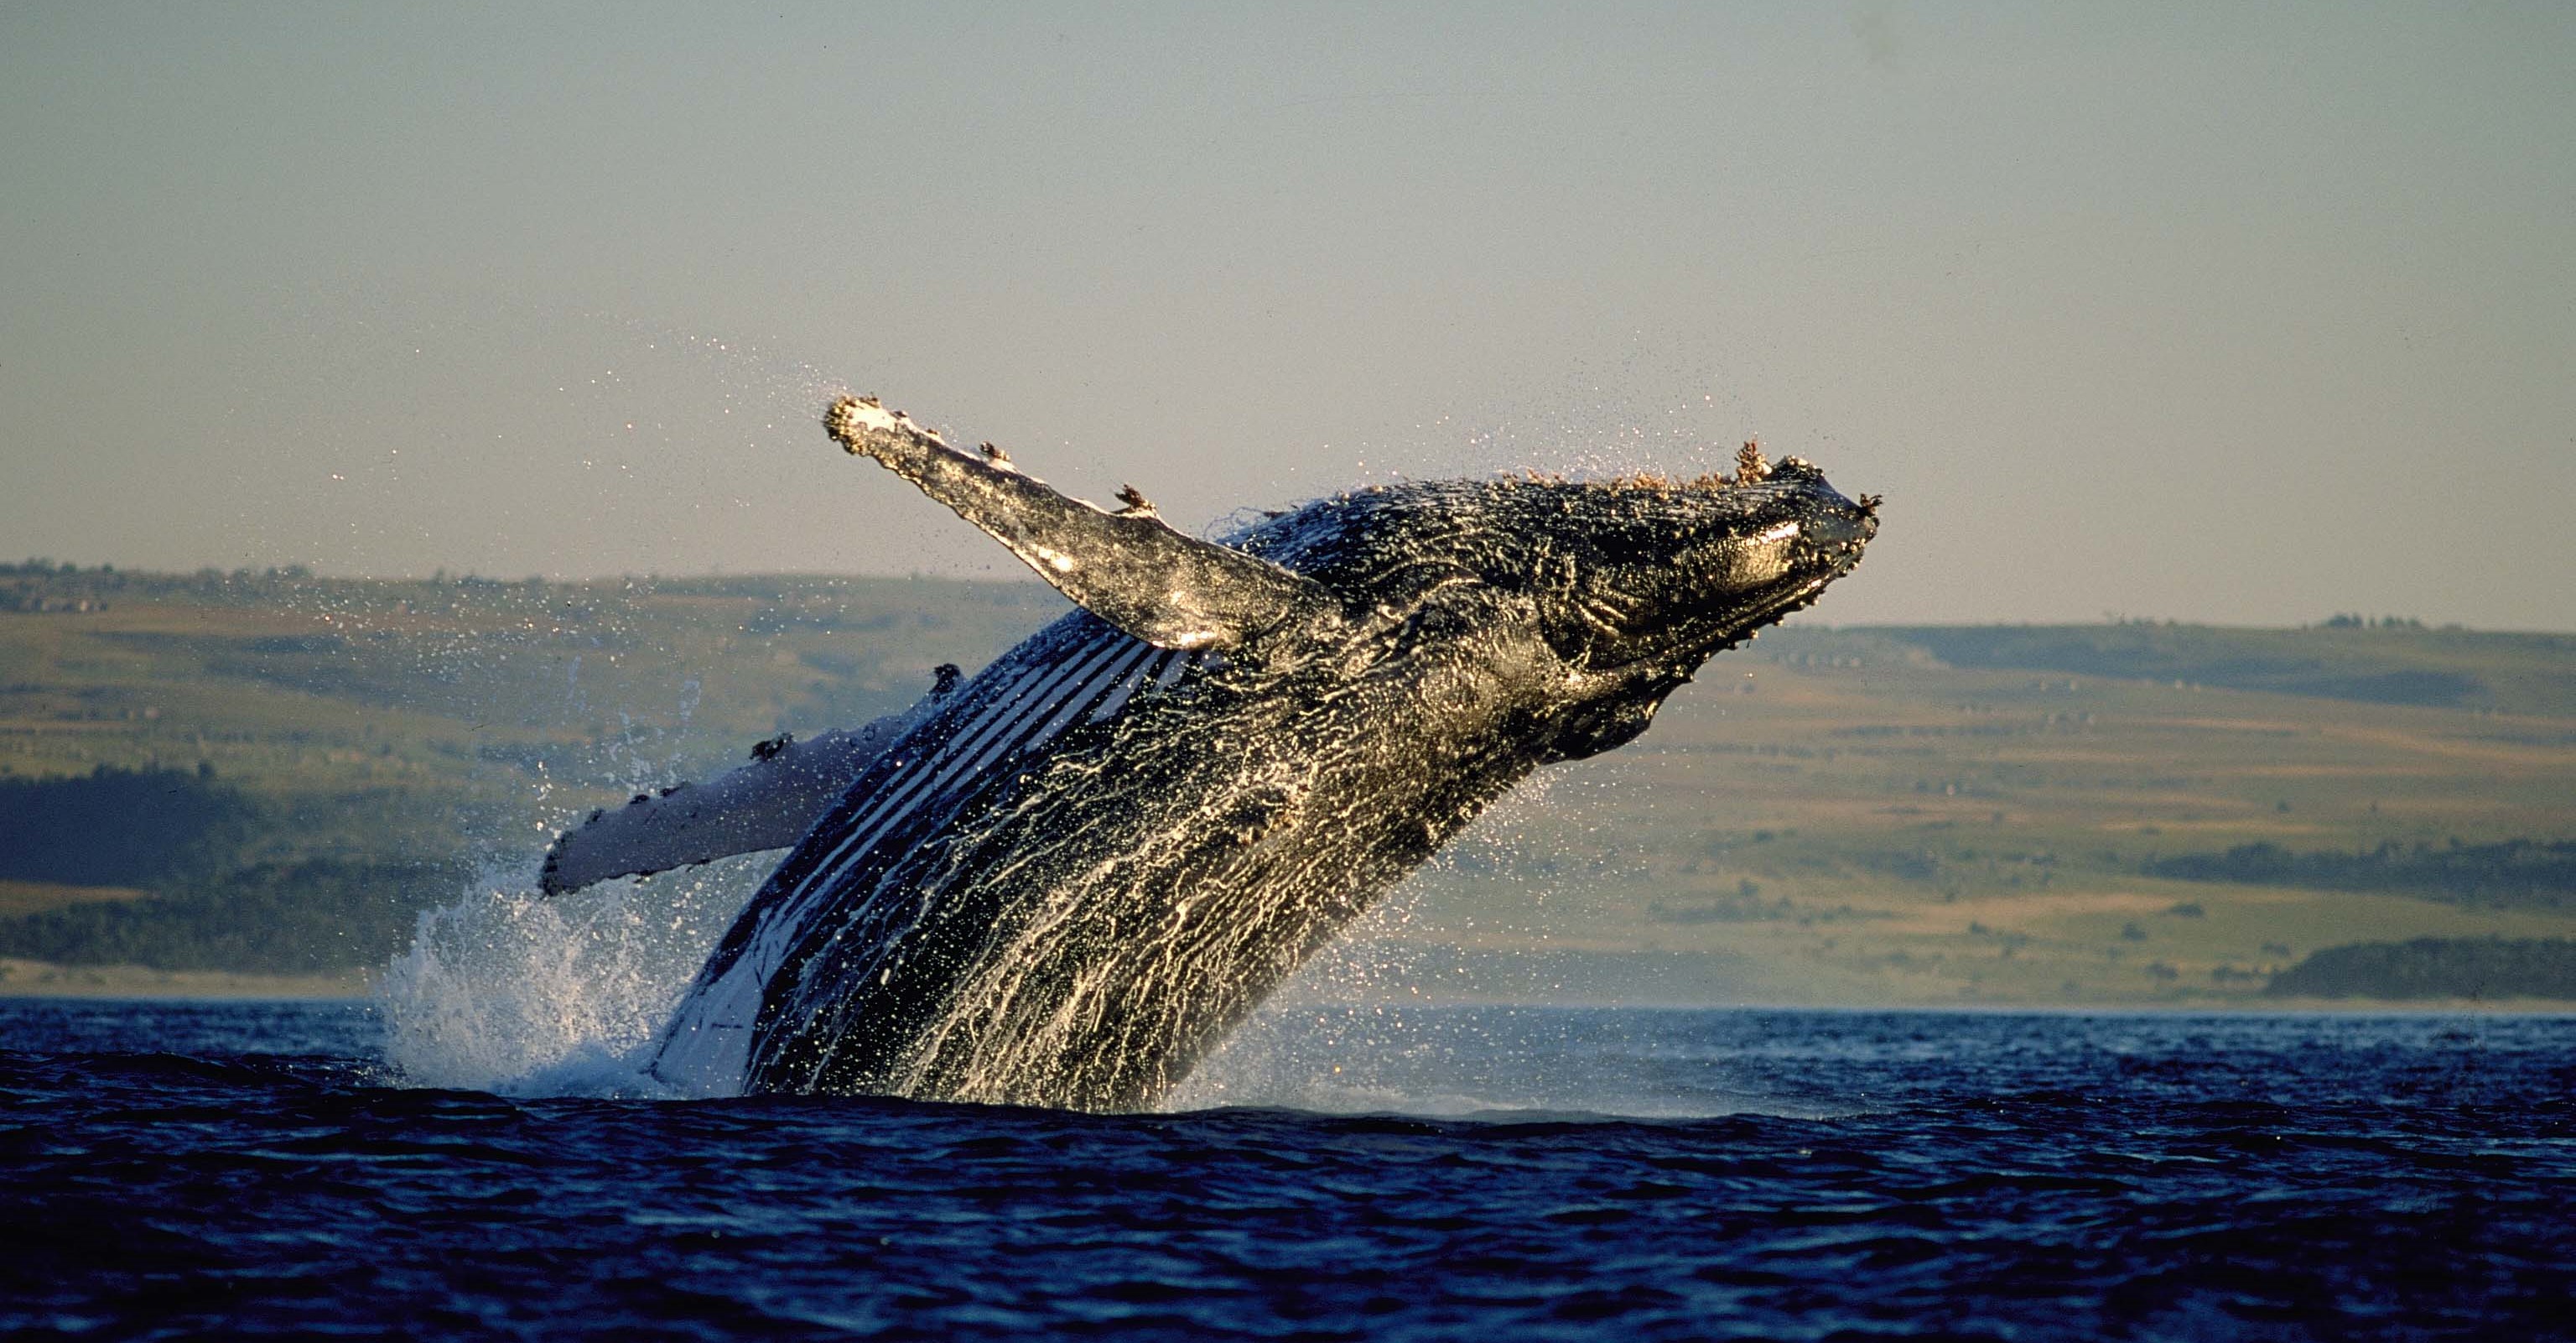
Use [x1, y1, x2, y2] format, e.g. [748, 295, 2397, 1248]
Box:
[554, 396, 1877, 1110]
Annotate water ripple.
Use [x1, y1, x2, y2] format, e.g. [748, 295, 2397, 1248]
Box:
[2, 1004, 2570, 1340]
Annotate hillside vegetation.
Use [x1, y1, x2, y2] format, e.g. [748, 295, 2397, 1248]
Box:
[2149, 839, 2576, 911]
[4, 561, 2573, 1004]
[1876, 622, 2576, 716]
[0, 764, 253, 887]
[2266, 939, 2576, 1001]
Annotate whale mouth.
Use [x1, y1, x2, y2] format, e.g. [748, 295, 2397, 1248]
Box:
[1796, 500, 1878, 563]
[1658, 497, 1877, 667]
[1560, 478, 1877, 683]
[1778, 502, 1877, 604]
[1708, 552, 1858, 643]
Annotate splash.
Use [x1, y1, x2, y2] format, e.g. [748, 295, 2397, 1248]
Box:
[377, 857, 763, 1096]
[1165, 778, 1784, 1120]
[1169, 992, 1787, 1121]
[1164, 880, 1727, 1118]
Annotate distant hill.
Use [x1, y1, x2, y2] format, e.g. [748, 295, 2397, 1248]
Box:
[0, 563, 1065, 975]
[0, 858, 465, 975]
[1870, 622, 2576, 717]
[3, 561, 2573, 998]
[2267, 938, 2576, 1001]
[2148, 840, 2576, 912]
[0, 763, 254, 887]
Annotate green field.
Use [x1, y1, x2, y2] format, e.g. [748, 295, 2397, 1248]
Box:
[4, 561, 2572, 1003]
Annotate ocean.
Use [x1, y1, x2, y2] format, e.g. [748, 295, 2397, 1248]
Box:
[3, 999, 2568, 1340]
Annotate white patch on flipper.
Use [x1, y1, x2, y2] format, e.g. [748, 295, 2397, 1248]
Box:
[829, 397, 942, 445]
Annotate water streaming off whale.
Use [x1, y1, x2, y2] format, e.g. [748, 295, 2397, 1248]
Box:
[607, 398, 1880, 1108]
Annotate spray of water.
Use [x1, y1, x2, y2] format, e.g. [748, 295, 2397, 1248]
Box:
[377, 856, 764, 1096]
[1153, 763, 1789, 1120]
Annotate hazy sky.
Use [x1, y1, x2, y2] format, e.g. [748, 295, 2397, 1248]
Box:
[4, 3, 2570, 628]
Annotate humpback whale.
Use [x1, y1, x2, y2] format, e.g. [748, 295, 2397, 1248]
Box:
[562, 396, 1877, 1110]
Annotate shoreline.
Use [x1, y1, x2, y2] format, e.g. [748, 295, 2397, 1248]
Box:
[0, 956, 2565, 1014]
[0, 957, 372, 1001]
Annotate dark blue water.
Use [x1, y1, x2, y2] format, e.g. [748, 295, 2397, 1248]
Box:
[3, 1002, 2570, 1340]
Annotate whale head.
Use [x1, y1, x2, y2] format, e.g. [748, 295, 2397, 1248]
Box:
[1534, 457, 1877, 674]
[1234, 446, 1877, 760]
[1397, 455, 1877, 752]
[1495, 455, 1878, 757]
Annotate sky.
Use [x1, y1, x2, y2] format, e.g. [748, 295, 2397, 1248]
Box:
[3, 2, 2571, 629]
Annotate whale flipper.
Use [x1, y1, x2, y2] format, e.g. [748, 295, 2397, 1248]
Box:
[538, 665, 963, 895]
[826, 397, 1330, 652]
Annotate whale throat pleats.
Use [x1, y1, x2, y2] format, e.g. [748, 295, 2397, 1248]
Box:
[648, 617, 1201, 1095]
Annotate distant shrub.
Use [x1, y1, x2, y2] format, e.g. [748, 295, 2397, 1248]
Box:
[0, 764, 257, 887]
[2148, 839, 2576, 909]
[1883, 624, 2482, 707]
[2267, 939, 2576, 1001]
[0, 858, 467, 973]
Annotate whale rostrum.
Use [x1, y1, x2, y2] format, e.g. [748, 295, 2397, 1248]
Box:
[588, 395, 1877, 1110]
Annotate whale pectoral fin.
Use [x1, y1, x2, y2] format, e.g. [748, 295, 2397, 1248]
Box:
[539, 770, 815, 897]
[539, 674, 957, 894]
[827, 397, 1329, 651]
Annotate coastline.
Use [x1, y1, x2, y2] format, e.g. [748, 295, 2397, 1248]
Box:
[0, 958, 372, 1001]
[0, 955, 2563, 1014]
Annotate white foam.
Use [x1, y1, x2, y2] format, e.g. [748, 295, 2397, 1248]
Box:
[377, 857, 766, 1096]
